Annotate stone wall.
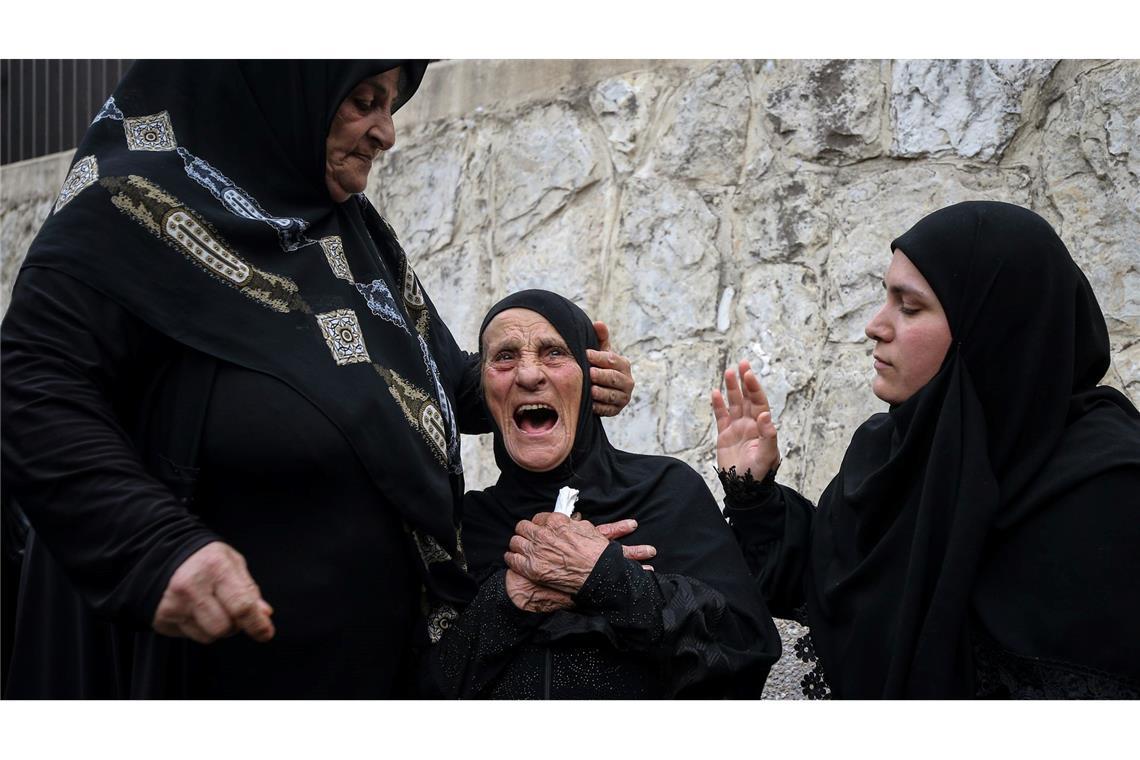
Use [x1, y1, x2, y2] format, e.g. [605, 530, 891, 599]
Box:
[2, 59, 1138, 698]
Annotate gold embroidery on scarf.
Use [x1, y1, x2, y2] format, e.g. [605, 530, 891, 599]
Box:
[373, 365, 449, 465]
[101, 175, 304, 315]
[163, 209, 252, 286]
[400, 260, 431, 339]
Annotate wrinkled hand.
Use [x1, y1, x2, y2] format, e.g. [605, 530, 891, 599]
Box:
[505, 512, 610, 594]
[588, 321, 635, 417]
[711, 359, 781, 480]
[595, 517, 656, 570]
[504, 569, 574, 613]
[152, 541, 275, 644]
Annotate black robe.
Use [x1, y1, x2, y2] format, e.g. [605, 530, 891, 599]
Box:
[725, 202, 1140, 699]
[423, 290, 780, 698]
[2, 60, 488, 698]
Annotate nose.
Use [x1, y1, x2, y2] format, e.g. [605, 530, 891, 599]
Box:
[367, 112, 396, 152]
[865, 302, 892, 343]
[515, 359, 545, 390]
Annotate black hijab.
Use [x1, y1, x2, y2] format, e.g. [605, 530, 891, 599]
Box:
[806, 201, 1140, 697]
[18, 60, 476, 610]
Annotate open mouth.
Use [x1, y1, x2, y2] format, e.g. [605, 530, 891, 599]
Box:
[513, 403, 559, 434]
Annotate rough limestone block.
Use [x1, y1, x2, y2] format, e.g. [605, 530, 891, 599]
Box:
[490, 102, 606, 246]
[761, 59, 886, 165]
[1, 152, 75, 312]
[373, 122, 469, 258]
[460, 434, 499, 493]
[415, 240, 488, 354]
[734, 168, 836, 272]
[491, 184, 609, 314]
[588, 71, 670, 176]
[726, 263, 826, 482]
[648, 61, 751, 186]
[890, 59, 1056, 161]
[601, 350, 667, 455]
[1038, 61, 1140, 395]
[607, 178, 722, 345]
[660, 339, 724, 455]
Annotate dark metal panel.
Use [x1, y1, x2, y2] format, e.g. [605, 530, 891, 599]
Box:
[1, 59, 133, 165]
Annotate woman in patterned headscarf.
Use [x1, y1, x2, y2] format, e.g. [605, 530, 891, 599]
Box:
[1, 61, 634, 698]
[715, 201, 1140, 699]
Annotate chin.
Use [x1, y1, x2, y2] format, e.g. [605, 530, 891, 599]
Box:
[871, 378, 900, 405]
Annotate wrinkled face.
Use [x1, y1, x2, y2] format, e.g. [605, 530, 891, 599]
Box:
[482, 308, 583, 472]
[865, 249, 954, 405]
[325, 68, 401, 202]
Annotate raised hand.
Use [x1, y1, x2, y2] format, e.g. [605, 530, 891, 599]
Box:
[711, 359, 781, 480]
[588, 321, 635, 417]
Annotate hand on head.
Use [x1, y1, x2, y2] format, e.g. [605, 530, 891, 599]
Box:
[152, 541, 275, 644]
[711, 359, 781, 481]
[588, 321, 635, 417]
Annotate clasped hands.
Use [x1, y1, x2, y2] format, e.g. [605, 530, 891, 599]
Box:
[503, 513, 656, 613]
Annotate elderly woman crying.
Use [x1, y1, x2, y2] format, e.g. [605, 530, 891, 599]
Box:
[421, 290, 780, 699]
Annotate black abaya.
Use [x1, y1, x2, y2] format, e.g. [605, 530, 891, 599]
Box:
[725, 201, 1140, 699]
[424, 291, 781, 698]
[1, 60, 488, 698]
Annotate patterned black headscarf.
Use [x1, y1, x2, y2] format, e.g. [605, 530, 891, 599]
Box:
[806, 201, 1140, 697]
[19, 60, 477, 617]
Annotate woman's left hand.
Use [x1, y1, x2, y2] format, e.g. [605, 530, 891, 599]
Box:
[505, 512, 610, 595]
[504, 569, 574, 613]
[588, 321, 634, 417]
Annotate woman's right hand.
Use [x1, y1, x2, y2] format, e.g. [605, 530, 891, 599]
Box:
[711, 359, 781, 480]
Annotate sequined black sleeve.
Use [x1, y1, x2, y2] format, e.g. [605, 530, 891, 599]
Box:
[575, 535, 779, 697]
[720, 467, 815, 619]
[421, 569, 544, 698]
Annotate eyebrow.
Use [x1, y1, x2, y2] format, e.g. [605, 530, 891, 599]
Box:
[883, 280, 931, 299]
[536, 336, 571, 352]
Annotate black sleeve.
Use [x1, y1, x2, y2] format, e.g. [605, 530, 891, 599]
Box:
[0, 266, 222, 629]
[721, 468, 815, 619]
[420, 569, 543, 698]
[454, 350, 492, 435]
[571, 470, 782, 697]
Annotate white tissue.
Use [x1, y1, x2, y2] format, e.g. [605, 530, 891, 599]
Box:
[553, 486, 579, 517]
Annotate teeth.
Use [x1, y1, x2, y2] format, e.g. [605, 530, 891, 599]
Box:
[517, 404, 553, 412]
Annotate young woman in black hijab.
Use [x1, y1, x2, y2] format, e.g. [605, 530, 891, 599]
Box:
[714, 201, 1140, 699]
[1, 62, 634, 698]
[423, 290, 780, 698]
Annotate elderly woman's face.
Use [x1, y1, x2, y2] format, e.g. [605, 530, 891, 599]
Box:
[865, 249, 953, 405]
[482, 309, 583, 472]
[325, 68, 401, 203]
